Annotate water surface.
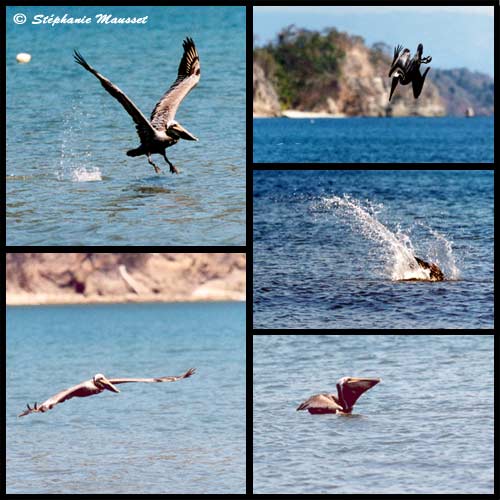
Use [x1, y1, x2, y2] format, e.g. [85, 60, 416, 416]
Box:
[253, 117, 494, 163]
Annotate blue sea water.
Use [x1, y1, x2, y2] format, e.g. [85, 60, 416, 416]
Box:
[6, 302, 246, 494]
[7, 6, 245, 245]
[253, 170, 493, 329]
[253, 117, 494, 163]
[253, 334, 494, 494]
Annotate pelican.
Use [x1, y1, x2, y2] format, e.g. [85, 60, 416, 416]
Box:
[74, 37, 200, 174]
[388, 43, 432, 101]
[414, 257, 444, 281]
[18, 368, 196, 417]
[297, 377, 380, 415]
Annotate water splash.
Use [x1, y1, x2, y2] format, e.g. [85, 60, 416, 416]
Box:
[57, 101, 103, 182]
[316, 195, 458, 281]
[425, 225, 460, 279]
[71, 166, 102, 182]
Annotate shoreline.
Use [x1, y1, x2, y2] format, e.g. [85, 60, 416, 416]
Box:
[6, 291, 246, 306]
[253, 110, 345, 118]
[282, 110, 346, 119]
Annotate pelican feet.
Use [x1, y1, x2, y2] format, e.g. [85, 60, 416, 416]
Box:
[162, 153, 179, 174]
[147, 154, 163, 174]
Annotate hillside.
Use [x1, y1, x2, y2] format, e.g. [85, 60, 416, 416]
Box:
[254, 26, 493, 117]
[432, 68, 494, 116]
[6, 253, 246, 305]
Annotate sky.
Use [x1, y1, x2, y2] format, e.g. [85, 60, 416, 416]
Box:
[254, 6, 494, 76]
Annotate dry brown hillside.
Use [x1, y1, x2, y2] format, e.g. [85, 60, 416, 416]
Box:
[6, 253, 246, 305]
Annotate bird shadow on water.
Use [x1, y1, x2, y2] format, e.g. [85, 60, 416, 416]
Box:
[132, 185, 174, 195]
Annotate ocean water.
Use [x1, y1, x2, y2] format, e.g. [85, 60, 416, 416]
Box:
[253, 117, 494, 163]
[253, 334, 494, 494]
[6, 302, 246, 494]
[7, 6, 245, 245]
[253, 170, 493, 329]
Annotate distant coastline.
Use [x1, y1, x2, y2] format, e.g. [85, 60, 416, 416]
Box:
[255, 109, 346, 119]
[6, 290, 245, 306]
[253, 26, 493, 119]
[6, 253, 246, 306]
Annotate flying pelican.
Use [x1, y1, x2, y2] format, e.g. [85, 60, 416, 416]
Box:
[18, 368, 196, 417]
[74, 37, 200, 174]
[297, 377, 380, 414]
[388, 43, 432, 101]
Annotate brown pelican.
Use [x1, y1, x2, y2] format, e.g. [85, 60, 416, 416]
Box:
[415, 257, 444, 281]
[74, 37, 200, 174]
[18, 368, 196, 417]
[388, 43, 432, 101]
[297, 377, 380, 414]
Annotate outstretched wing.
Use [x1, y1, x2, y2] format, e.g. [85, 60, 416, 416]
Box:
[109, 368, 196, 385]
[73, 50, 156, 144]
[18, 381, 89, 417]
[150, 38, 201, 131]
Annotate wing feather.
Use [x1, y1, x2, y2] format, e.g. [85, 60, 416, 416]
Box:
[296, 394, 343, 412]
[150, 38, 201, 131]
[109, 368, 196, 385]
[73, 50, 156, 144]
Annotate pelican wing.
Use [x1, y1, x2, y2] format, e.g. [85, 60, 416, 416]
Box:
[18, 381, 89, 417]
[109, 368, 196, 385]
[388, 45, 410, 78]
[296, 393, 343, 412]
[341, 378, 380, 409]
[73, 50, 156, 144]
[391, 44, 403, 66]
[150, 38, 200, 131]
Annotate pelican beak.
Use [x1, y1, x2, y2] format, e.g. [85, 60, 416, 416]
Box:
[346, 377, 381, 388]
[102, 377, 120, 393]
[167, 122, 198, 141]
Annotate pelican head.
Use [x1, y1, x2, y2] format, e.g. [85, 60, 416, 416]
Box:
[93, 373, 120, 393]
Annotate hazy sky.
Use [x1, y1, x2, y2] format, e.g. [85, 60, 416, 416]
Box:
[254, 6, 494, 76]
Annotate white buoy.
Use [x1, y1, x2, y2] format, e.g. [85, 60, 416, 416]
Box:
[16, 53, 31, 64]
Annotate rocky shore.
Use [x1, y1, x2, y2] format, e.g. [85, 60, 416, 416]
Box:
[6, 253, 246, 305]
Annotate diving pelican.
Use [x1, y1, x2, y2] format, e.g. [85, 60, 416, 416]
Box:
[415, 257, 444, 281]
[297, 377, 380, 414]
[388, 43, 432, 101]
[74, 37, 200, 174]
[18, 368, 196, 417]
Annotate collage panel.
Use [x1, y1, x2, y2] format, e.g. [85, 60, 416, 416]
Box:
[253, 334, 494, 494]
[7, 6, 246, 246]
[6, 253, 246, 494]
[253, 5, 494, 163]
[253, 169, 494, 329]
